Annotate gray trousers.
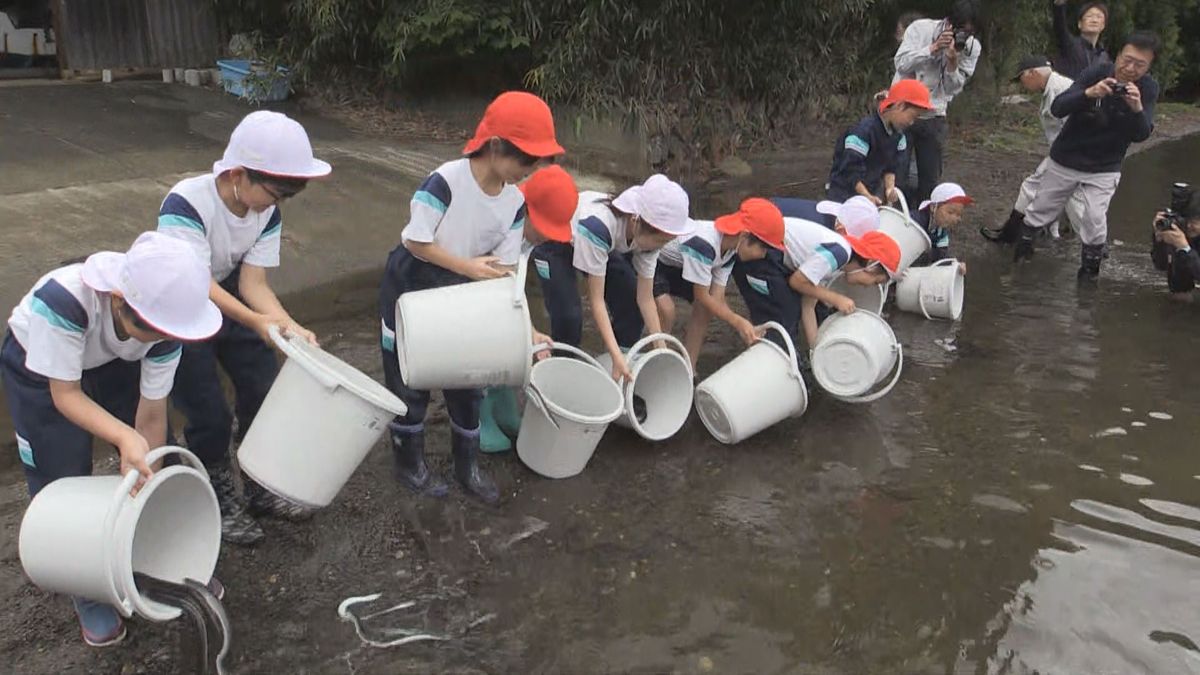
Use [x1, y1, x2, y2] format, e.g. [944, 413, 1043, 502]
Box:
[1023, 158, 1120, 246]
[1015, 157, 1087, 237]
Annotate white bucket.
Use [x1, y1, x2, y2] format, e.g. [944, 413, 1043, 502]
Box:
[811, 311, 903, 403]
[19, 446, 220, 621]
[878, 192, 931, 274]
[695, 322, 809, 444]
[824, 272, 887, 315]
[395, 254, 533, 390]
[238, 327, 408, 508]
[516, 344, 625, 479]
[595, 333, 694, 441]
[895, 258, 965, 321]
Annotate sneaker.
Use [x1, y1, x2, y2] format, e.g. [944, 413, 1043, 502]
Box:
[72, 597, 127, 648]
[208, 464, 265, 545]
[245, 477, 314, 522]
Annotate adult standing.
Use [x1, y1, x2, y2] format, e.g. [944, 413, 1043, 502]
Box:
[893, 0, 982, 204]
[1052, 0, 1109, 79]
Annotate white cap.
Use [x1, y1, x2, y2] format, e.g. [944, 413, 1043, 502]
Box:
[212, 111, 332, 178]
[817, 196, 881, 238]
[919, 182, 975, 211]
[611, 174, 693, 236]
[81, 232, 223, 341]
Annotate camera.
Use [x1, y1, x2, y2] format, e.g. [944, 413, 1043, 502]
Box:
[953, 30, 972, 53]
[1155, 182, 1193, 231]
[1110, 82, 1129, 98]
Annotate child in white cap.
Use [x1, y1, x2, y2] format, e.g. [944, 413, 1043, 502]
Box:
[157, 110, 331, 545]
[914, 182, 973, 275]
[1, 232, 222, 647]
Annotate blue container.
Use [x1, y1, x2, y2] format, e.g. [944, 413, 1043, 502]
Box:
[216, 59, 292, 102]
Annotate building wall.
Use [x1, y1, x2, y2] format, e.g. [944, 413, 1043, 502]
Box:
[55, 0, 219, 70]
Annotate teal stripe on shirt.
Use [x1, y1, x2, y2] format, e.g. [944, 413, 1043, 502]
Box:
[844, 134, 870, 156]
[258, 222, 282, 240]
[575, 223, 610, 250]
[816, 246, 839, 272]
[413, 190, 448, 214]
[158, 214, 205, 233]
[30, 296, 85, 333]
[146, 345, 182, 364]
[681, 245, 714, 267]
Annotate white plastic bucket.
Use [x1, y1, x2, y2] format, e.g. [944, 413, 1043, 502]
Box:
[19, 446, 220, 621]
[811, 311, 903, 403]
[824, 272, 887, 315]
[238, 327, 408, 508]
[595, 333, 694, 441]
[895, 258, 964, 321]
[395, 254, 533, 390]
[516, 344, 625, 479]
[878, 192, 931, 274]
[695, 322, 809, 444]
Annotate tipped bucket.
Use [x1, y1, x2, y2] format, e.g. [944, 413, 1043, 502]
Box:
[695, 322, 808, 444]
[824, 272, 887, 315]
[811, 311, 903, 403]
[895, 258, 964, 321]
[878, 193, 931, 274]
[595, 333, 694, 441]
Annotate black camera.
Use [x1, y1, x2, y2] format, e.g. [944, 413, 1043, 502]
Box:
[953, 30, 972, 52]
[1110, 82, 1129, 98]
[1156, 183, 1193, 231]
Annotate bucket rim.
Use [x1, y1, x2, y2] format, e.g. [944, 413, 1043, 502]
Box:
[529, 358, 624, 425]
[272, 328, 408, 415]
[624, 347, 694, 441]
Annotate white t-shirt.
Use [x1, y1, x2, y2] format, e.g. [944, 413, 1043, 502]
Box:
[157, 174, 282, 283]
[781, 217, 853, 285]
[572, 191, 663, 279]
[400, 158, 525, 266]
[7, 265, 182, 399]
[658, 220, 736, 287]
[1041, 71, 1074, 146]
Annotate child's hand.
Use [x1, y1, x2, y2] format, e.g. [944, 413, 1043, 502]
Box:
[833, 295, 857, 314]
[532, 331, 553, 362]
[463, 256, 507, 281]
[733, 317, 761, 346]
[117, 428, 153, 496]
[958, 262, 968, 277]
[611, 355, 634, 383]
[282, 320, 318, 346]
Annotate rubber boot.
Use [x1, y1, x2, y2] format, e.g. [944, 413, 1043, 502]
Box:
[1078, 243, 1104, 282]
[207, 461, 264, 545]
[981, 209, 1024, 244]
[1013, 222, 1038, 262]
[479, 389, 513, 454]
[451, 425, 499, 505]
[390, 423, 448, 497]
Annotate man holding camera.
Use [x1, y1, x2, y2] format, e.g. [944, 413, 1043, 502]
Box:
[1014, 31, 1160, 281]
[1153, 187, 1200, 299]
[893, 0, 982, 204]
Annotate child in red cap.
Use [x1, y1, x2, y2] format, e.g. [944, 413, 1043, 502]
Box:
[379, 91, 564, 503]
[733, 217, 900, 359]
[653, 198, 786, 370]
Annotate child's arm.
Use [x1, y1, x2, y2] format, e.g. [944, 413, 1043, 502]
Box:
[585, 274, 633, 382]
[238, 264, 317, 345]
[135, 396, 168, 456]
[404, 240, 507, 281]
[789, 271, 855, 314]
[636, 275, 664, 340]
[800, 295, 821, 349]
[49, 379, 153, 492]
[694, 283, 758, 346]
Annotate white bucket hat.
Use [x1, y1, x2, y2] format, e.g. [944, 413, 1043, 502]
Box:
[817, 196, 881, 238]
[81, 232, 223, 341]
[212, 111, 332, 178]
[919, 183, 975, 211]
[611, 174, 693, 236]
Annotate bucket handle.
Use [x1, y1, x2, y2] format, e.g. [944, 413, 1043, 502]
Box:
[269, 326, 342, 391]
[535, 342, 610, 374]
[917, 258, 958, 321]
[523, 383, 561, 431]
[757, 321, 803, 382]
[836, 342, 904, 404]
[103, 445, 208, 616]
[510, 253, 530, 309]
[894, 189, 911, 223]
[624, 333, 694, 380]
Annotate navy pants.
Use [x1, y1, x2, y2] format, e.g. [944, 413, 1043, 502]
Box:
[379, 245, 481, 432]
[530, 243, 643, 350]
[652, 263, 695, 303]
[170, 270, 279, 469]
[732, 253, 806, 360]
[909, 116, 947, 204]
[1, 332, 140, 496]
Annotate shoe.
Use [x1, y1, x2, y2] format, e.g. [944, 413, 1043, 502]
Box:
[1013, 223, 1038, 262]
[479, 388, 514, 454]
[451, 427, 499, 505]
[391, 425, 448, 497]
[208, 463, 265, 546]
[207, 576, 225, 601]
[72, 597, 126, 648]
[632, 394, 648, 424]
[981, 209, 1024, 244]
[1078, 243, 1104, 281]
[244, 475, 314, 521]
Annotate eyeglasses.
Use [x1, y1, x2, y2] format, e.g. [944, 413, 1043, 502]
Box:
[1116, 55, 1150, 71]
[259, 183, 300, 203]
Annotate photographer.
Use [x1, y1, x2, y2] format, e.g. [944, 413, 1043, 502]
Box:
[1152, 187, 1200, 299]
[893, 0, 982, 203]
[1014, 31, 1160, 280]
[1052, 1, 1109, 79]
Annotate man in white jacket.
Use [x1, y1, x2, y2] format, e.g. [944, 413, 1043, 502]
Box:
[893, 0, 982, 203]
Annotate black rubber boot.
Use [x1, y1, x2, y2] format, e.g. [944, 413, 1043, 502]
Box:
[1013, 223, 1039, 262]
[981, 209, 1024, 244]
[391, 425, 448, 497]
[451, 427, 499, 505]
[1077, 243, 1104, 282]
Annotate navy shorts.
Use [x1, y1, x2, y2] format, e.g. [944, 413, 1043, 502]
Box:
[652, 263, 695, 303]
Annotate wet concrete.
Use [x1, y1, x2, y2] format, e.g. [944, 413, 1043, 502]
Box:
[2, 82, 1200, 674]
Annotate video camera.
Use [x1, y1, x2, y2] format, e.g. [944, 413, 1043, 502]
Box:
[1155, 183, 1193, 232]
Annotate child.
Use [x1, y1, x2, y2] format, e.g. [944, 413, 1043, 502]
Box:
[827, 79, 932, 204]
[771, 195, 881, 238]
[481, 165, 579, 453]
[158, 110, 331, 545]
[653, 198, 786, 370]
[914, 182, 973, 275]
[380, 91, 564, 503]
[1, 232, 222, 647]
[733, 220, 900, 356]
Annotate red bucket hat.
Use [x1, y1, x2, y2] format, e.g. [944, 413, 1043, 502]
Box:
[462, 91, 566, 158]
[715, 198, 785, 250]
[846, 231, 902, 279]
[878, 79, 934, 115]
[519, 166, 579, 243]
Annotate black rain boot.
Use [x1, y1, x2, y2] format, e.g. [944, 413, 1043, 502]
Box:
[391, 424, 448, 497]
[1013, 223, 1039, 262]
[451, 426, 499, 505]
[1077, 243, 1104, 282]
[207, 462, 265, 545]
[981, 209, 1024, 244]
